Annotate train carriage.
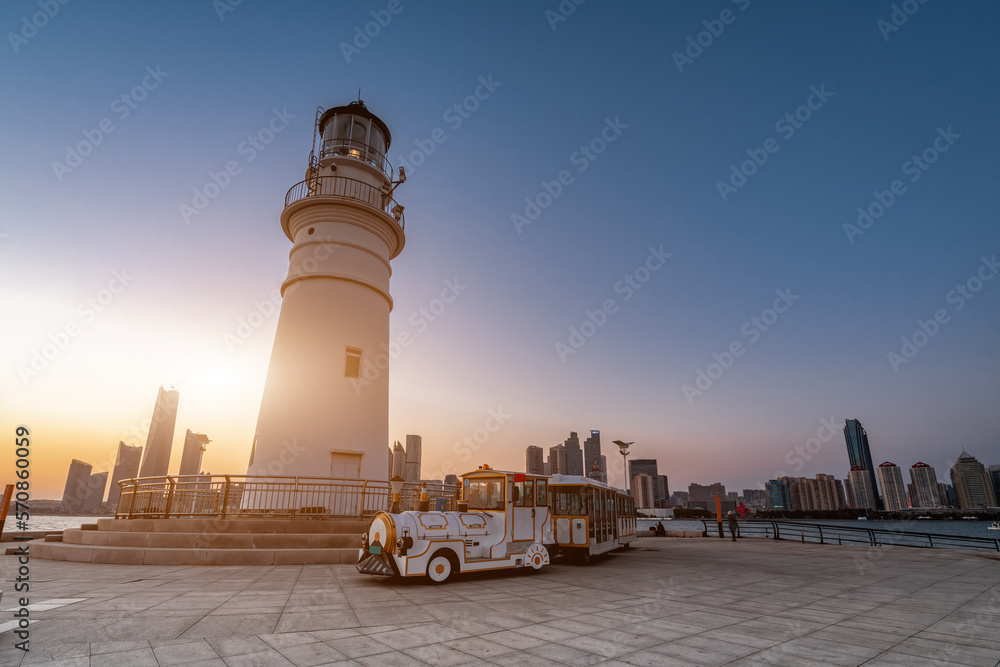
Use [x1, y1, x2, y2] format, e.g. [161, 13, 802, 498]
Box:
[357, 466, 636, 583]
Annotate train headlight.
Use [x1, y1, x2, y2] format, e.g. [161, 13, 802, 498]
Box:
[396, 536, 413, 555]
[361, 533, 369, 549]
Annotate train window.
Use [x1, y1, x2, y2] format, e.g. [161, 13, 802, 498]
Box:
[536, 479, 547, 506]
[467, 479, 504, 510]
[515, 480, 533, 507]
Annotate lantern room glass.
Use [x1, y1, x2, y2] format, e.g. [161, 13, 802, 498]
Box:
[321, 113, 388, 174]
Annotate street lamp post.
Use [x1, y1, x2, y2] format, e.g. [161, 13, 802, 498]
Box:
[613, 440, 633, 495]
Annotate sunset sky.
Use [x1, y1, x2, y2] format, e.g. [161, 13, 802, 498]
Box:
[2, 1, 999, 500]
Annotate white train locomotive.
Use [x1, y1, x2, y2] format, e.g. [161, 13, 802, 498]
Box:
[357, 466, 636, 583]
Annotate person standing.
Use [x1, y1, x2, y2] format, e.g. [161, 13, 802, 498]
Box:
[727, 511, 740, 541]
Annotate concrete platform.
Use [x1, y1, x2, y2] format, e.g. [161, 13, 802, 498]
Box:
[2, 537, 999, 666]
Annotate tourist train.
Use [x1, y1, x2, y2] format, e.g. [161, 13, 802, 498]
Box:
[356, 466, 637, 583]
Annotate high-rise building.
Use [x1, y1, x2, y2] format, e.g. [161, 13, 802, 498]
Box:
[950, 451, 996, 509]
[82, 472, 108, 511]
[633, 474, 656, 509]
[848, 467, 877, 510]
[671, 491, 689, 505]
[179, 430, 211, 476]
[843, 419, 882, 510]
[813, 474, 846, 510]
[444, 474, 458, 486]
[138, 386, 180, 478]
[909, 462, 940, 509]
[563, 432, 583, 476]
[877, 462, 908, 511]
[60, 460, 93, 513]
[765, 479, 790, 510]
[404, 434, 422, 482]
[986, 465, 1000, 506]
[688, 482, 726, 503]
[583, 430, 606, 482]
[629, 459, 660, 504]
[657, 475, 670, 505]
[107, 441, 143, 506]
[548, 444, 567, 475]
[525, 446, 544, 475]
[742, 488, 768, 509]
[391, 441, 406, 479]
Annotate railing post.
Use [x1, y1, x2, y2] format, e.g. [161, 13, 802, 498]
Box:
[164, 477, 175, 519]
[126, 479, 138, 519]
[772, 521, 780, 540]
[818, 525, 824, 545]
[360, 480, 368, 518]
[868, 529, 875, 546]
[221, 475, 231, 520]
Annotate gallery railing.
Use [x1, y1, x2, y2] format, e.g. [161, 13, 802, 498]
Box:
[283, 175, 404, 229]
[115, 475, 458, 520]
[698, 519, 1000, 552]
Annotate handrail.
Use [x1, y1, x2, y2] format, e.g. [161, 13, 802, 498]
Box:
[726, 519, 1000, 552]
[284, 175, 404, 230]
[114, 474, 456, 520]
[320, 138, 392, 177]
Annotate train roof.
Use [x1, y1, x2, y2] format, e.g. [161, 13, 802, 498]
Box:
[548, 474, 627, 494]
[461, 467, 547, 479]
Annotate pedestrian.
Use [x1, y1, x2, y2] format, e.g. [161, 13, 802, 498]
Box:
[655, 521, 666, 537]
[727, 511, 739, 541]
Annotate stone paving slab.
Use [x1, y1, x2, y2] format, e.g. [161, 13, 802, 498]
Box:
[1, 538, 999, 666]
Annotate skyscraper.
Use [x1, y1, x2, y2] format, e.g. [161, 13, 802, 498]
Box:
[563, 432, 583, 476]
[765, 479, 790, 510]
[179, 430, 211, 476]
[404, 434, 422, 482]
[107, 441, 143, 506]
[657, 475, 670, 505]
[909, 462, 940, 509]
[548, 444, 567, 475]
[951, 452, 996, 509]
[848, 467, 877, 510]
[877, 462, 908, 511]
[987, 465, 1000, 506]
[687, 482, 725, 503]
[583, 430, 606, 482]
[843, 419, 882, 509]
[82, 472, 108, 511]
[138, 386, 180, 478]
[60, 459, 93, 513]
[391, 441, 406, 479]
[629, 459, 659, 504]
[633, 474, 656, 509]
[525, 445, 544, 475]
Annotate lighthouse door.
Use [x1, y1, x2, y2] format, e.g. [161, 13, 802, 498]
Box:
[330, 451, 362, 479]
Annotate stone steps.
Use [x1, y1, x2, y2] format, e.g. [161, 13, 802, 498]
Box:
[28, 517, 370, 566]
[28, 540, 358, 565]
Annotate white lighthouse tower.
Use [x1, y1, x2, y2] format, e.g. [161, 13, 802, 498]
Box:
[248, 99, 405, 485]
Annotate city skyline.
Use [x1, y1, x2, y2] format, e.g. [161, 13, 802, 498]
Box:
[2, 2, 999, 498]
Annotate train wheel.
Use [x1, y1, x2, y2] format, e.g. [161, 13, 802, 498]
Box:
[426, 553, 455, 584]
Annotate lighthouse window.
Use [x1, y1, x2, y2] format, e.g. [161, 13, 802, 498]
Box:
[345, 347, 363, 379]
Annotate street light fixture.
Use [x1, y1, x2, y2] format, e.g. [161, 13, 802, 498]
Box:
[389, 475, 405, 513]
[613, 440, 633, 495]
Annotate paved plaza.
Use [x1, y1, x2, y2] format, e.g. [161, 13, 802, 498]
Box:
[2, 537, 999, 666]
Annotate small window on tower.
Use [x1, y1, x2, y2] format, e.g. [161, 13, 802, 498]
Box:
[345, 347, 363, 379]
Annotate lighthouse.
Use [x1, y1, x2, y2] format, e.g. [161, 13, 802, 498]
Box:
[248, 99, 405, 484]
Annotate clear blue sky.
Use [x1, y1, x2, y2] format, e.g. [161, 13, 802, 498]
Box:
[2, 0, 998, 496]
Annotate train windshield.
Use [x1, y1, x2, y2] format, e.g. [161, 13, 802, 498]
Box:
[552, 487, 587, 515]
[467, 479, 504, 510]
